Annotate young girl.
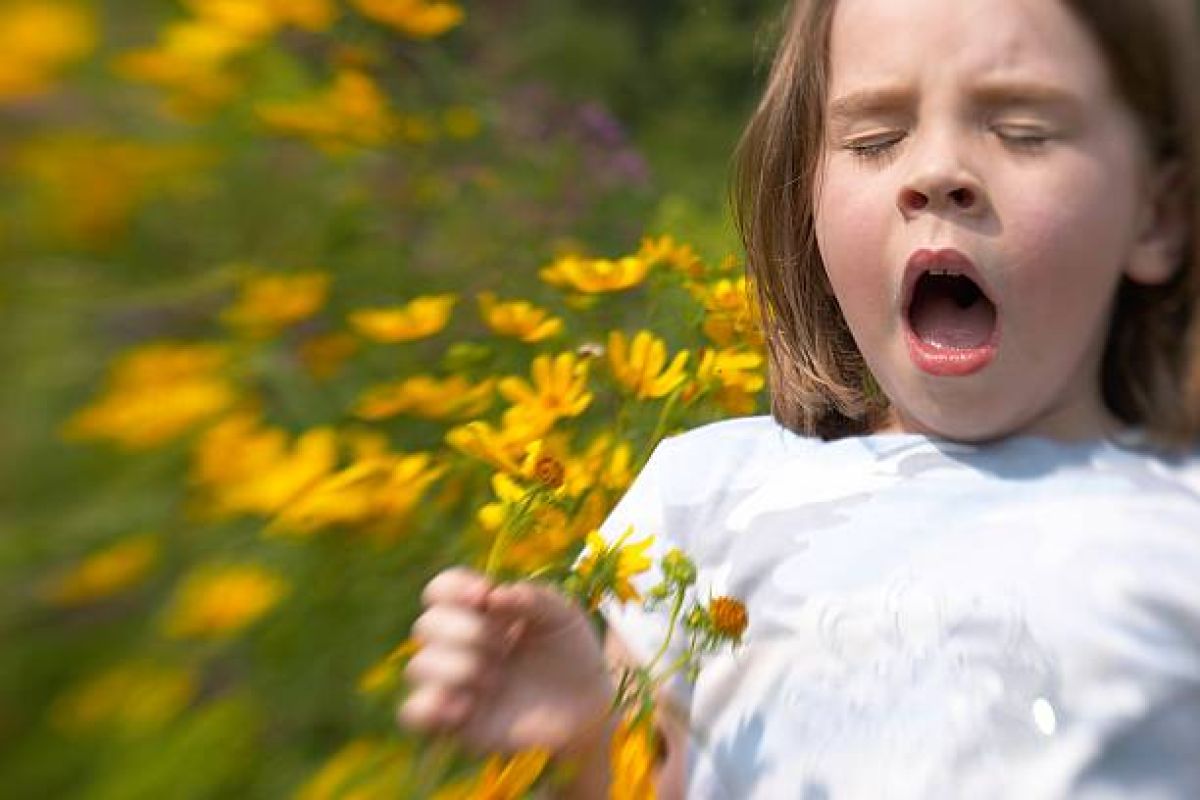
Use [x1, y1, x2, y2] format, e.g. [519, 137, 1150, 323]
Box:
[400, 0, 1200, 795]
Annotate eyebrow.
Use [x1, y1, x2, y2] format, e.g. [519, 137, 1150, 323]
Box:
[827, 81, 1085, 126]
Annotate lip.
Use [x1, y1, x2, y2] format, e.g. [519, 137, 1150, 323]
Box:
[902, 247, 1000, 377]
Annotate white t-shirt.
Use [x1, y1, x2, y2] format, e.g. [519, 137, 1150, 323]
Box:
[597, 416, 1200, 798]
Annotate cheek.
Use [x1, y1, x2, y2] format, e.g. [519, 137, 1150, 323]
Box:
[815, 166, 894, 296]
[996, 154, 1140, 302]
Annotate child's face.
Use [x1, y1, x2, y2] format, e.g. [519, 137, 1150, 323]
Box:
[814, 0, 1175, 441]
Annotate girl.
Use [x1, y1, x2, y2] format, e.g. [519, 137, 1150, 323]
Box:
[400, 0, 1200, 796]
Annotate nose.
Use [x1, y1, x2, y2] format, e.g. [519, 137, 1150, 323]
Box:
[896, 139, 987, 219]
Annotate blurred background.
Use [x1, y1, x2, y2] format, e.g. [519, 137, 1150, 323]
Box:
[1, 0, 778, 796]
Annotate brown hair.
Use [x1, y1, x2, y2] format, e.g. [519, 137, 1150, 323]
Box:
[730, 0, 1200, 445]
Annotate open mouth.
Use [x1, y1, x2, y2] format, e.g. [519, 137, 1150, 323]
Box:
[908, 271, 997, 349]
[903, 249, 999, 377]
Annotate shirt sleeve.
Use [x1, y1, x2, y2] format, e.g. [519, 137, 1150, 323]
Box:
[584, 435, 696, 710]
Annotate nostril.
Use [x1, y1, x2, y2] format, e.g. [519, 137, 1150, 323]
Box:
[950, 187, 975, 208]
[901, 188, 929, 210]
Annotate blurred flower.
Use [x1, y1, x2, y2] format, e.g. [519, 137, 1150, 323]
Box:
[221, 270, 329, 338]
[112, 17, 252, 117]
[348, 294, 456, 343]
[689, 347, 765, 415]
[609, 715, 659, 800]
[432, 749, 549, 800]
[351, 0, 464, 39]
[49, 661, 195, 734]
[477, 291, 563, 343]
[539, 254, 651, 294]
[191, 413, 337, 518]
[299, 332, 360, 380]
[269, 451, 446, 540]
[569, 525, 654, 610]
[296, 738, 413, 800]
[479, 484, 578, 575]
[638, 234, 703, 278]
[0, 1, 95, 102]
[162, 563, 288, 639]
[63, 342, 237, 450]
[257, 68, 399, 151]
[356, 638, 420, 695]
[497, 352, 593, 429]
[41, 534, 159, 607]
[13, 135, 216, 247]
[353, 375, 495, 421]
[708, 596, 749, 642]
[574, 434, 634, 494]
[608, 330, 689, 400]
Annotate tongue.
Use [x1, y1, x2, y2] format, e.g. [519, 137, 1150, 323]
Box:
[910, 291, 995, 349]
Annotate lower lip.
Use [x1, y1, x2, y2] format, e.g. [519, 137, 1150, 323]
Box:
[905, 329, 997, 377]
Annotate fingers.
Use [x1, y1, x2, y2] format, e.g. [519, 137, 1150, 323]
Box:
[397, 683, 474, 732]
[422, 567, 491, 611]
[405, 643, 497, 693]
[486, 581, 580, 631]
[411, 605, 512, 653]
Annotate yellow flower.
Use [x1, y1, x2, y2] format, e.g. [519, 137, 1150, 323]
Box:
[609, 716, 659, 800]
[446, 417, 543, 474]
[351, 0, 464, 39]
[539, 254, 651, 294]
[638, 234, 703, 278]
[41, 534, 159, 607]
[432, 749, 550, 800]
[0, 2, 95, 102]
[270, 451, 446, 540]
[296, 738, 413, 800]
[62, 342, 237, 450]
[608, 330, 690, 400]
[161, 563, 288, 639]
[111, 21, 244, 119]
[257, 68, 398, 151]
[690, 348, 765, 415]
[477, 291, 563, 343]
[498, 352, 593, 427]
[191, 414, 337, 518]
[348, 294, 456, 343]
[49, 661, 195, 734]
[353, 375, 494, 421]
[574, 434, 634, 494]
[694, 276, 763, 348]
[572, 526, 654, 610]
[221, 270, 329, 338]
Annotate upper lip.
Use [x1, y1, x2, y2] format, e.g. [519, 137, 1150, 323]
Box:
[902, 248, 996, 315]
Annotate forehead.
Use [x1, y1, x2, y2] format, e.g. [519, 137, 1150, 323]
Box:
[827, 0, 1115, 98]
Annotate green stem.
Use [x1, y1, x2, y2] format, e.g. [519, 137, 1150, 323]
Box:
[483, 489, 538, 578]
[649, 651, 693, 693]
[646, 587, 685, 673]
[634, 383, 684, 474]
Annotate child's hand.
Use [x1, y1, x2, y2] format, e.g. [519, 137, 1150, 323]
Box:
[397, 567, 615, 756]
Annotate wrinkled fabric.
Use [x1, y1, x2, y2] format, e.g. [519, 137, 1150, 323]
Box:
[600, 417, 1200, 798]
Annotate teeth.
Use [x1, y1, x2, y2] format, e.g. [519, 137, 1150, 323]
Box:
[928, 269, 961, 276]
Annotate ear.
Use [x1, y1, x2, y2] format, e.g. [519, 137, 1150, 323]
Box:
[1125, 161, 1188, 286]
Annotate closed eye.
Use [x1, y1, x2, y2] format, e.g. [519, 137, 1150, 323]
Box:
[992, 126, 1053, 150]
[845, 132, 905, 163]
